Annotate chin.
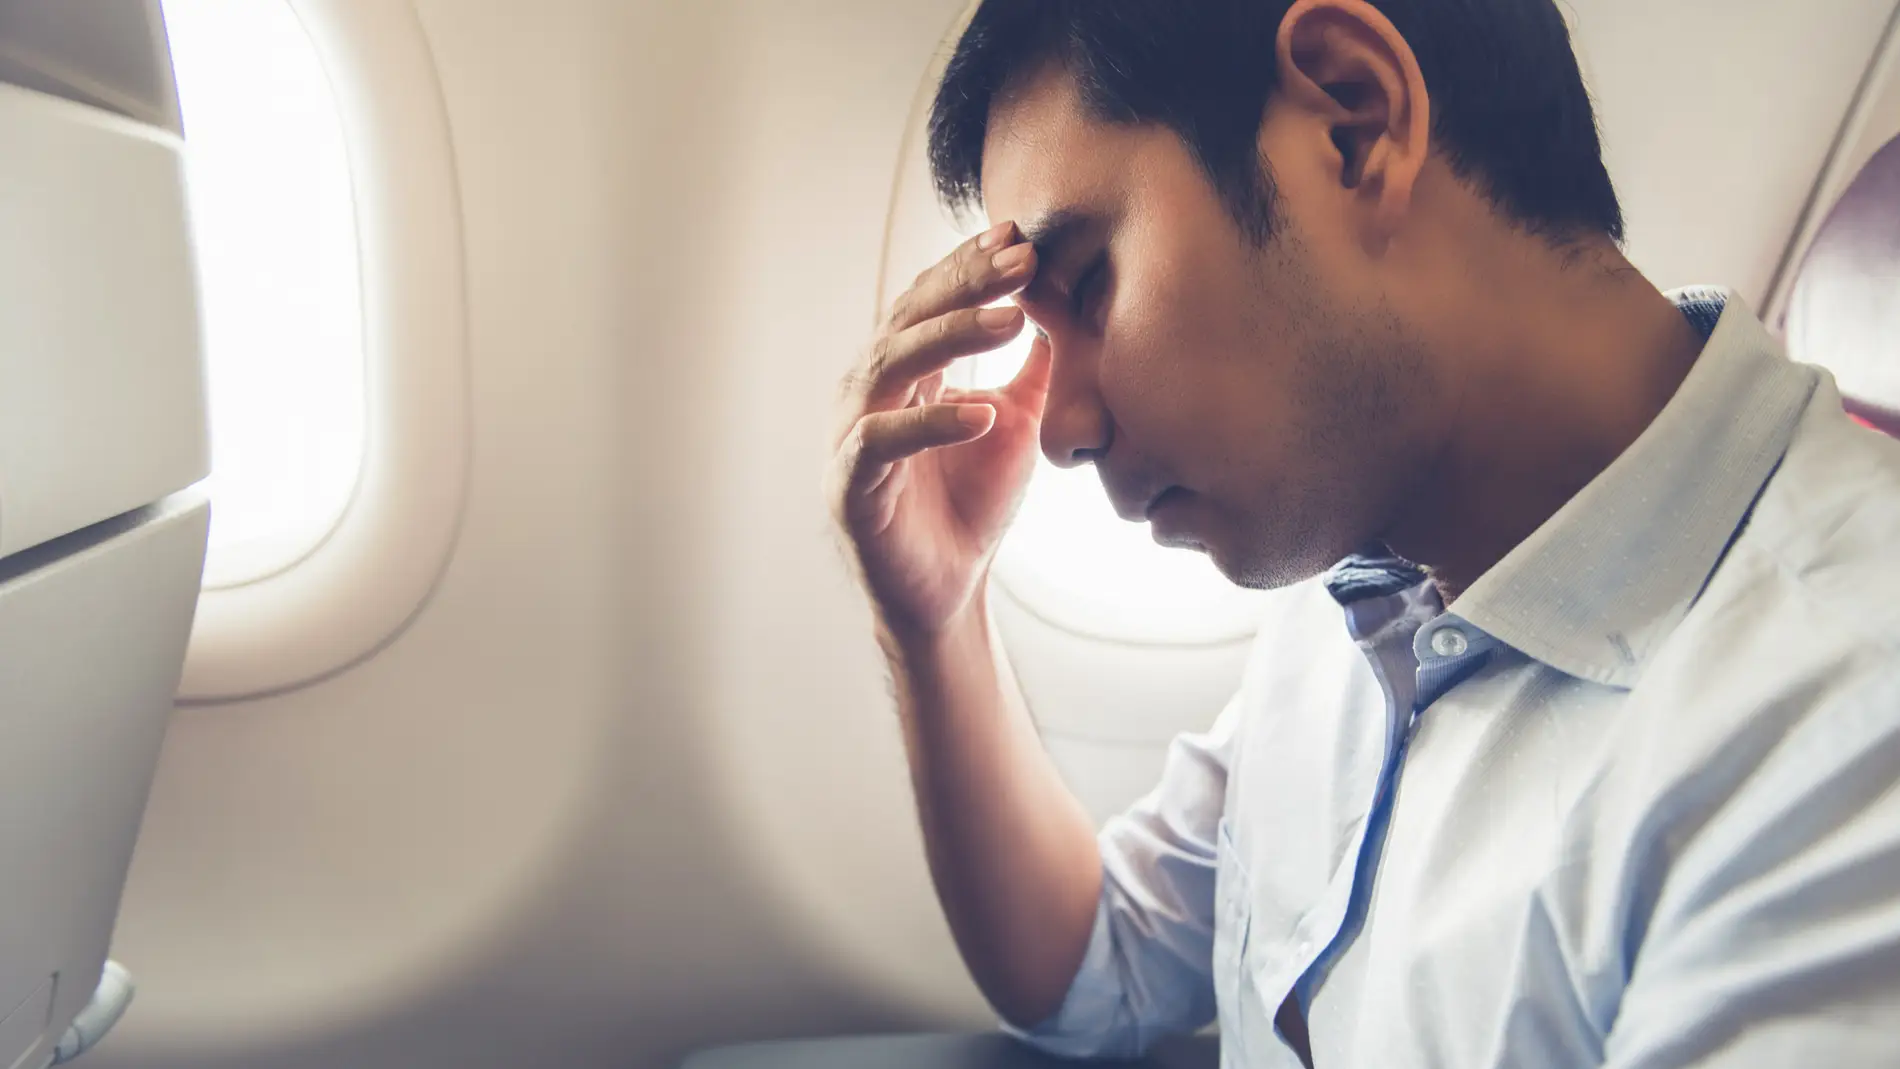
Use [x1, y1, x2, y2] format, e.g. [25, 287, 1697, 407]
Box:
[1211, 537, 1345, 592]
[1200, 540, 1264, 589]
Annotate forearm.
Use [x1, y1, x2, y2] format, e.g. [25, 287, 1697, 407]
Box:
[885, 591, 1103, 1027]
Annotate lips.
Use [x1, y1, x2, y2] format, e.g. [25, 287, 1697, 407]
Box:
[1100, 472, 1161, 522]
[1145, 486, 1189, 520]
[1146, 487, 1205, 550]
[1099, 463, 1190, 524]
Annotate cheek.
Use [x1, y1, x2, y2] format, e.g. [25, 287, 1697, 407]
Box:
[1099, 298, 1198, 423]
[1103, 244, 1227, 410]
[1102, 250, 1302, 467]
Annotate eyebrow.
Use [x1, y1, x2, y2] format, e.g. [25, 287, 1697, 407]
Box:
[1017, 207, 1104, 305]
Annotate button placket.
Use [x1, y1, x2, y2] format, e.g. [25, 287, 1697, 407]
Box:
[1213, 820, 1253, 1066]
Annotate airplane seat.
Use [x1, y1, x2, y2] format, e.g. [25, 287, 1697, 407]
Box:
[679, 1032, 1219, 1069]
[0, 2, 212, 1067]
[1786, 125, 1900, 438]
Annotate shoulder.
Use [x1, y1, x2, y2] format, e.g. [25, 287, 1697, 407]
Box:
[1656, 392, 1900, 714]
[1729, 388, 1900, 648]
[1600, 397, 1900, 876]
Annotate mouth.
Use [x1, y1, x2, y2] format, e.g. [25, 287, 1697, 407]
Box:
[1144, 486, 1189, 521]
[1145, 486, 1206, 550]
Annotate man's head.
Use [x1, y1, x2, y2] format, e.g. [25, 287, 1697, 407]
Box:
[928, 0, 1622, 588]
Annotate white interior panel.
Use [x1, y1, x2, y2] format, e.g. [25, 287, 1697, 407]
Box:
[1570, 0, 1898, 301]
[0, 82, 207, 559]
[0, 494, 207, 1069]
[995, 590, 1249, 747]
[1041, 736, 1175, 829]
[0, 976, 55, 1069]
[1766, 5, 1900, 326]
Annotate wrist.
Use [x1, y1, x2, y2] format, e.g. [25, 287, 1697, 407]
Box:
[876, 590, 991, 672]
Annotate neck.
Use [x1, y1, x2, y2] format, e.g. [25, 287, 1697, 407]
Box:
[1382, 235, 1706, 597]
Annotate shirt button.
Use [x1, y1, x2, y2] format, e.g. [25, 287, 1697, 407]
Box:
[1431, 627, 1469, 657]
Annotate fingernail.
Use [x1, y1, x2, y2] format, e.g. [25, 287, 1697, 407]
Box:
[992, 244, 1033, 274]
[958, 405, 994, 429]
[978, 306, 1020, 330]
[977, 221, 1012, 252]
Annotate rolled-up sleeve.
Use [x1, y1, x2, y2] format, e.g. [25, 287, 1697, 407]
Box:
[1004, 695, 1242, 1058]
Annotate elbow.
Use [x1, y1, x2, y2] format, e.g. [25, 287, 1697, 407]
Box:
[979, 966, 1071, 1034]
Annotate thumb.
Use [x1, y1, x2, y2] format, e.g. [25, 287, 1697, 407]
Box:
[1002, 331, 1052, 410]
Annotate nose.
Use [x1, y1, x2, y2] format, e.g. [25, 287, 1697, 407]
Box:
[1037, 340, 1110, 469]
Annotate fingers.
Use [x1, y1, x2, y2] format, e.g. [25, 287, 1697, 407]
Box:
[854, 403, 994, 473]
[933, 331, 1050, 414]
[859, 304, 1025, 408]
[1003, 329, 1053, 406]
[831, 223, 1035, 496]
[831, 403, 995, 525]
[837, 222, 1036, 422]
[887, 222, 1038, 335]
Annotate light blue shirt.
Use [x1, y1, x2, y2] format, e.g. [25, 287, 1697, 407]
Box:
[1008, 290, 1900, 1067]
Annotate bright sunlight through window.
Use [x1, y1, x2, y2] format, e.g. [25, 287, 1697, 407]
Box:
[959, 300, 1271, 647]
[163, 0, 366, 588]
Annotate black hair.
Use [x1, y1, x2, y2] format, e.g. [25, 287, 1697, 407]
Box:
[927, 0, 1623, 246]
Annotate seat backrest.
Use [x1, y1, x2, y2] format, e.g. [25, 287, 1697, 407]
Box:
[1786, 126, 1900, 436]
[0, 3, 211, 1066]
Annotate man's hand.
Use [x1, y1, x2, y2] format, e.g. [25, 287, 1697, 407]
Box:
[827, 221, 1050, 643]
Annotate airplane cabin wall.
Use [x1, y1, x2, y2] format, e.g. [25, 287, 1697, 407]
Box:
[98, 3, 981, 1068]
[84, 2, 1900, 1069]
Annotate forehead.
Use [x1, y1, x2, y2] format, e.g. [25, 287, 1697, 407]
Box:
[978, 64, 1142, 228]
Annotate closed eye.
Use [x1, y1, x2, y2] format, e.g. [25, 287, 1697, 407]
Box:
[1071, 256, 1109, 319]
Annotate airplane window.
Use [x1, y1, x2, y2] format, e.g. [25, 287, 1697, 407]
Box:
[955, 301, 1272, 647]
[161, 0, 366, 588]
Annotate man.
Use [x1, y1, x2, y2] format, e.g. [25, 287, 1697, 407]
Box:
[824, 1, 1900, 1065]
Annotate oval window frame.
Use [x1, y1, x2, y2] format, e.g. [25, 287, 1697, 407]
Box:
[174, 0, 470, 703]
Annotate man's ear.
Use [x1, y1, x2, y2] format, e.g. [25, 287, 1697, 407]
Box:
[1272, 0, 1430, 237]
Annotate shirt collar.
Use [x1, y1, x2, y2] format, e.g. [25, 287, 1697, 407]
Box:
[1447, 288, 1819, 688]
[1325, 546, 1427, 606]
